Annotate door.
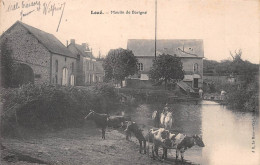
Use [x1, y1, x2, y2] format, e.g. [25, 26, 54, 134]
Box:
[193, 78, 198, 88]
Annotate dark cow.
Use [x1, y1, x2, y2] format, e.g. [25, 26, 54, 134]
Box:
[124, 121, 146, 154]
[163, 133, 205, 162]
[84, 110, 109, 139]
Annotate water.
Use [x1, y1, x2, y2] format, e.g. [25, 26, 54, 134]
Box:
[128, 100, 260, 165]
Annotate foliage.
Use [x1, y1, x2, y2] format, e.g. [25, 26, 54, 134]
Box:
[203, 60, 219, 75]
[103, 48, 138, 85]
[149, 54, 184, 89]
[0, 83, 120, 136]
[0, 39, 14, 88]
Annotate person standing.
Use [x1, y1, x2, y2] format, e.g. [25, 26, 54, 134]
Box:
[199, 88, 203, 98]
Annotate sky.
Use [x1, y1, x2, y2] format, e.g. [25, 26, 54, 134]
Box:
[0, 0, 259, 63]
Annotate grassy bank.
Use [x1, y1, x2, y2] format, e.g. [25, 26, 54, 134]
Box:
[0, 83, 120, 137]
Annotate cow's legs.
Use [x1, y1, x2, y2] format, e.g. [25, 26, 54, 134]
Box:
[102, 128, 105, 139]
[139, 140, 142, 153]
[143, 140, 146, 154]
[180, 148, 185, 162]
[152, 146, 155, 158]
[162, 148, 167, 159]
[176, 149, 179, 160]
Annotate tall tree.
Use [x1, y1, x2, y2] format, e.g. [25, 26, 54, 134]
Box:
[149, 54, 184, 89]
[103, 48, 138, 86]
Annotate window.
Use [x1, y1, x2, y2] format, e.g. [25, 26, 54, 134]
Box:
[62, 68, 68, 85]
[55, 60, 58, 72]
[138, 63, 143, 71]
[193, 63, 199, 72]
[71, 62, 74, 73]
[55, 75, 58, 84]
[70, 74, 75, 86]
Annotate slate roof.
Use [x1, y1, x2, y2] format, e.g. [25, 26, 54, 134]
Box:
[127, 39, 204, 58]
[68, 43, 93, 58]
[3, 21, 76, 58]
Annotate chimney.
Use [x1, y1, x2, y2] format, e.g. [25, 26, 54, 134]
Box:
[82, 43, 87, 51]
[70, 39, 75, 45]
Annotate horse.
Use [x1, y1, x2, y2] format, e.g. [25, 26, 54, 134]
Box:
[163, 133, 205, 162]
[164, 112, 173, 130]
[84, 110, 109, 139]
[160, 112, 166, 127]
[124, 121, 146, 154]
[152, 111, 160, 128]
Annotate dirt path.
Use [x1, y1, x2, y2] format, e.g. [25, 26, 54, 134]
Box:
[1, 120, 194, 165]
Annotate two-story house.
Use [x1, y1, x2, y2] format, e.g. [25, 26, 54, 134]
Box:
[67, 40, 104, 85]
[127, 39, 204, 90]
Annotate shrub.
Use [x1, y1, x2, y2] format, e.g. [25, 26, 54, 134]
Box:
[0, 83, 120, 136]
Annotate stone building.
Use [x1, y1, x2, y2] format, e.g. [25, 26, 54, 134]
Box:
[67, 40, 104, 85]
[127, 39, 204, 90]
[0, 21, 77, 86]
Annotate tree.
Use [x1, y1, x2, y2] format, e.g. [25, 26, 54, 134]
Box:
[103, 48, 138, 86]
[149, 54, 184, 89]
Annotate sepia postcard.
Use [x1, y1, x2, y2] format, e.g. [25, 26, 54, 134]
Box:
[0, 0, 259, 165]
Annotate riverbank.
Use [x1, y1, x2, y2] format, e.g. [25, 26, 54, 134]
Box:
[1, 122, 194, 165]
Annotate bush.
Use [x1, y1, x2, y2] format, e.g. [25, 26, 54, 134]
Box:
[0, 83, 120, 136]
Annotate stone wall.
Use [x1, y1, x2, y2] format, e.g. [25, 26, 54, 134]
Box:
[2, 23, 51, 84]
[51, 54, 77, 85]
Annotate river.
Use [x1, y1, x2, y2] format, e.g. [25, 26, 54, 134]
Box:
[127, 100, 259, 165]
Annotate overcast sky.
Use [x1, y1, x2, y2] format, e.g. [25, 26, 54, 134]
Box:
[1, 0, 259, 63]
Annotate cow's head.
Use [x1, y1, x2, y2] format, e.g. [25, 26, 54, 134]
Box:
[124, 121, 135, 132]
[84, 110, 95, 120]
[193, 134, 205, 147]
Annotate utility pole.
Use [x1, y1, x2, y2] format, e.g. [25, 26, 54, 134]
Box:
[155, 0, 157, 60]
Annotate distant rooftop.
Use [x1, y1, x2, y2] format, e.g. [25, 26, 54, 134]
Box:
[127, 39, 204, 58]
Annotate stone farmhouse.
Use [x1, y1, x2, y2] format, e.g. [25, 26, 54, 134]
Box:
[67, 39, 104, 86]
[127, 39, 204, 91]
[0, 21, 77, 86]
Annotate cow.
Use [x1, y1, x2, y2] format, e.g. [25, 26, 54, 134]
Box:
[124, 121, 146, 154]
[145, 128, 173, 159]
[163, 133, 205, 162]
[84, 110, 109, 139]
[146, 129, 205, 162]
[152, 111, 160, 128]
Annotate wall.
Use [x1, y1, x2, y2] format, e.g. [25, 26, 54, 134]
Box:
[51, 54, 76, 85]
[2, 23, 51, 84]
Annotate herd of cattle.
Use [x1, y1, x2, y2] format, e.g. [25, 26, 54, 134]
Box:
[84, 109, 205, 162]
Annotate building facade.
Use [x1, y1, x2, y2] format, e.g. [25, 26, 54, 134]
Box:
[67, 40, 104, 86]
[0, 21, 77, 86]
[127, 39, 204, 89]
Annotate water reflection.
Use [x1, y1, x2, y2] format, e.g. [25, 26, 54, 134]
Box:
[129, 100, 259, 165]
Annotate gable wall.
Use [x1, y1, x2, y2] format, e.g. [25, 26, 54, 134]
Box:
[1, 23, 51, 84]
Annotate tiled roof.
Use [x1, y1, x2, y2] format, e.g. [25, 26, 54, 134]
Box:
[127, 39, 204, 58]
[17, 21, 76, 58]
